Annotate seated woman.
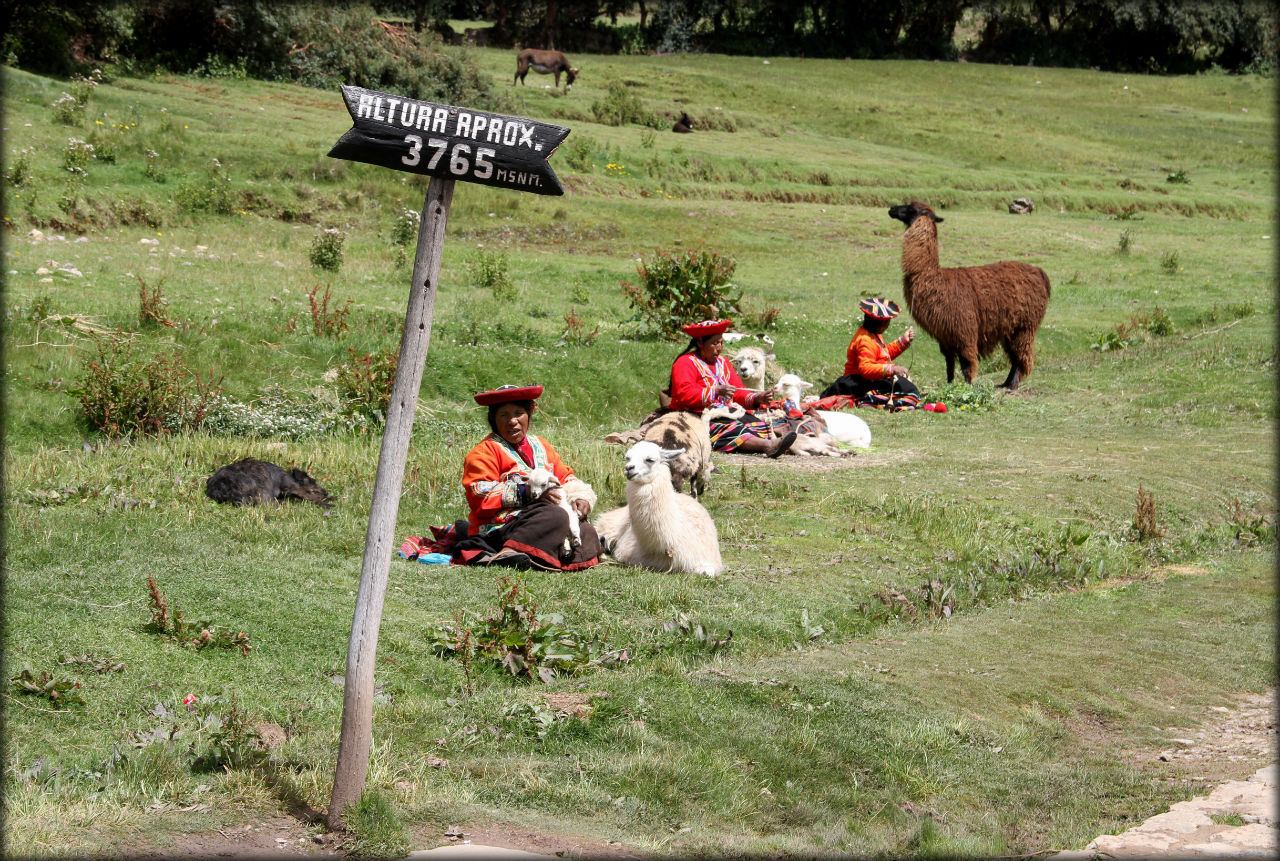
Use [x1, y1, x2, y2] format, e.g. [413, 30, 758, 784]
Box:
[820, 298, 922, 407]
[667, 319, 796, 457]
[449, 384, 601, 570]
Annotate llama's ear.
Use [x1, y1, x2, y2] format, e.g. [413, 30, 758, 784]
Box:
[765, 352, 776, 361]
[661, 447, 686, 460]
[800, 380, 813, 390]
[930, 211, 944, 223]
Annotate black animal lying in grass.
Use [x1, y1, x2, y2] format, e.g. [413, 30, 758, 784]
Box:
[206, 458, 332, 510]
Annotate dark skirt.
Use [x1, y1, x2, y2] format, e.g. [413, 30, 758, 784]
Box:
[451, 497, 600, 571]
[821, 373, 920, 400]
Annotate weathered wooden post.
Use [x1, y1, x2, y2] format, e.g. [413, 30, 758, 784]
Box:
[325, 85, 569, 830]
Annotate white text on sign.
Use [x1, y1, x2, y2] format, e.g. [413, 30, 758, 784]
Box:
[357, 94, 540, 151]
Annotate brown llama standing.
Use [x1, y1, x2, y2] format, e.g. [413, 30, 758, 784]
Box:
[888, 201, 1050, 390]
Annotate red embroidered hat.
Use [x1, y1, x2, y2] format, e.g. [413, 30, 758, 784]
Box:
[859, 297, 901, 320]
[681, 319, 732, 338]
[474, 384, 543, 406]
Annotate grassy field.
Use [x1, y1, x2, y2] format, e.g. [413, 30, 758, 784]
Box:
[1, 47, 1275, 858]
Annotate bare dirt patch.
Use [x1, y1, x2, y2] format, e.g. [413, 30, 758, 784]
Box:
[1087, 563, 1211, 591]
[121, 816, 338, 859]
[1149, 689, 1277, 787]
[412, 822, 650, 859]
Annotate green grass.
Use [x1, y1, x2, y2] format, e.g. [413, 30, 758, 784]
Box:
[2, 51, 1274, 858]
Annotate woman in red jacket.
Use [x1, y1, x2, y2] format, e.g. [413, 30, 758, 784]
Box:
[451, 384, 601, 570]
[820, 298, 921, 402]
[667, 319, 796, 457]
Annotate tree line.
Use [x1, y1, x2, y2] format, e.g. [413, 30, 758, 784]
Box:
[3, 0, 1274, 80]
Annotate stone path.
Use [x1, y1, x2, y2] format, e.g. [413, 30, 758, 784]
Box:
[1053, 763, 1276, 859]
[1052, 689, 1277, 859]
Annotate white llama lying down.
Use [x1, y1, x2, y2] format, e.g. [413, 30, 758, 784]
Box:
[593, 441, 724, 576]
[772, 373, 872, 449]
[526, 467, 581, 558]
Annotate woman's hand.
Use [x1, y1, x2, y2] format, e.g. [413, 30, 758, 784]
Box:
[571, 498, 590, 520]
[901, 326, 915, 347]
[714, 383, 736, 399]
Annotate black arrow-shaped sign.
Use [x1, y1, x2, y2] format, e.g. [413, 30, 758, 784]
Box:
[328, 84, 570, 196]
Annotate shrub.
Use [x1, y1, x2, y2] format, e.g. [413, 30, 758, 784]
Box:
[1131, 484, 1165, 542]
[740, 306, 782, 330]
[557, 307, 599, 347]
[146, 576, 250, 656]
[309, 227, 345, 272]
[1166, 169, 1190, 184]
[129, 693, 265, 773]
[335, 346, 399, 421]
[203, 386, 366, 439]
[1159, 250, 1179, 274]
[175, 174, 234, 214]
[619, 247, 742, 339]
[471, 249, 517, 301]
[62, 137, 95, 173]
[143, 149, 165, 183]
[559, 133, 603, 172]
[71, 334, 222, 437]
[428, 577, 614, 684]
[591, 81, 661, 128]
[1116, 228, 1133, 254]
[10, 668, 84, 708]
[925, 379, 1000, 412]
[51, 93, 83, 125]
[390, 207, 419, 247]
[86, 128, 118, 164]
[307, 284, 352, 337]
[5, 147, 33, 186]
[1146, 306, 1174, 336]
[136, 274, 173, 328]
[283, 8, 511, 112]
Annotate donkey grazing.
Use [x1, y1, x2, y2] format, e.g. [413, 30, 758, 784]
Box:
[513, 49, 579, 91]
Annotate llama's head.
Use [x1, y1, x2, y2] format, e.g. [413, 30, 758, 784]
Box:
[565, 67, 579, 89]
[889, 201, 944, 227]
[773, 373, 813, 405]
[731, 346, 772, 389]
[526, 467, 562, 501]
[623, 441, 685, 484]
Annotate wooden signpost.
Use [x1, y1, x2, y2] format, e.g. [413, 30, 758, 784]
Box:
[325, 85, 569, 829]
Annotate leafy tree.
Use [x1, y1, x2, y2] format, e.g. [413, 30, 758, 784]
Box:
[1, 0, 130, 75]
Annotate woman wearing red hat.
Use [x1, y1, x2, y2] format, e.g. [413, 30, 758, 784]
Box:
[450, 384, 600, 570]
[667, 319, 796, 457]
[820, 298, 921, 404]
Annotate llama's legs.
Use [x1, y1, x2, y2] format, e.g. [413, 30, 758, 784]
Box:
[1000, 334, 1036, 389]
[959, 350, 980, 383]
[942, 349, 956, 382]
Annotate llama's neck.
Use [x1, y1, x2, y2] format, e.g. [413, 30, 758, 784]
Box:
[901, 218, 940, 308]
[625, 471, 676, 539]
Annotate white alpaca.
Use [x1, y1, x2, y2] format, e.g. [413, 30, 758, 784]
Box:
[730, 345, 772, 391]
[526, 467, 580, 557]
[772, 373, 871, 449]
[593, 441, 724, 576]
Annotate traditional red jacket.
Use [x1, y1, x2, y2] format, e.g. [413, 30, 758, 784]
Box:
[462, 434, 577, 534]
[843, 327, 908, 380]
[669, 353, 758, 413]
